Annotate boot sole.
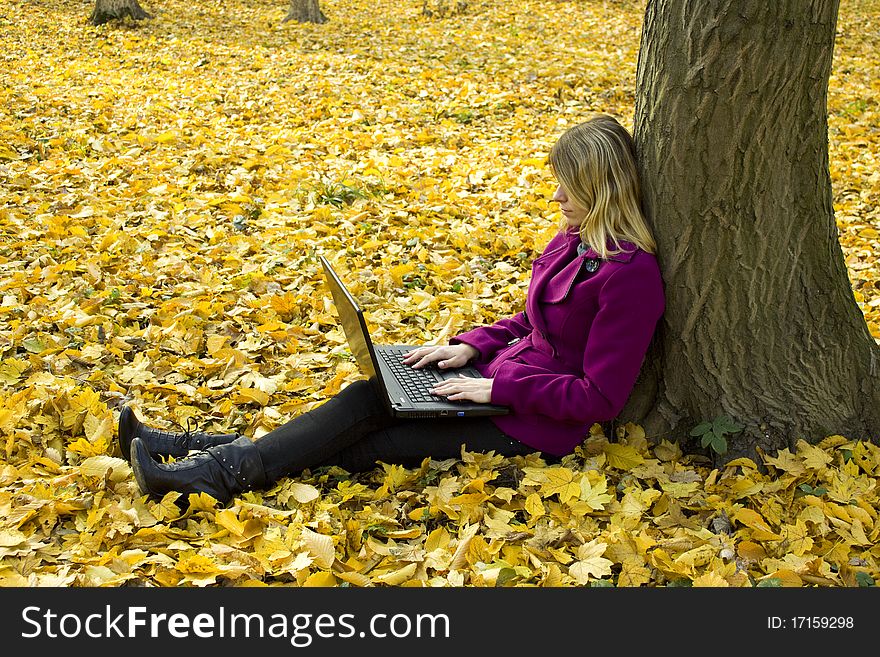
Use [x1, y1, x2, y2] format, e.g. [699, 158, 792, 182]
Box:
[129, 439, 158, 499]
[118, 406, 138, 462]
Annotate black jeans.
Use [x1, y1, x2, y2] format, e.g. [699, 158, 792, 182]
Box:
[254, 379, 536, 482]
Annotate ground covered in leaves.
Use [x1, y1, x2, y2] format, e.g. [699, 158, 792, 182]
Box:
[0, 0, 878, 587]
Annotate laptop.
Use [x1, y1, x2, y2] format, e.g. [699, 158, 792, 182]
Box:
[320, 255, 510, 419]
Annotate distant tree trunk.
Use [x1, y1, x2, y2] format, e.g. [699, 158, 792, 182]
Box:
[422, 1, 469, 18]
[89, 0, 152, 25]
[621, 0, 880, 463]
[284, 0, 328, 23]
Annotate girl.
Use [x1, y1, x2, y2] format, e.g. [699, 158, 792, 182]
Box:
[121, 113, 665, 504]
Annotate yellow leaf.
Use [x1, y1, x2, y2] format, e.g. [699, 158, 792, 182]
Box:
[67, 428, 112, 457]
[372, 562, 417, 586]
[302, 528, 335, 569]
[617, 560, 653, 587]
[675, 544, 715, 570]
[79, 455, 131, 483]
[257, 320, 288, 333]
[540, 563, 566, 587]
[389, 263, 414, 285]
[287, 482, 320, 504]
[386, 527, 423, 539]
[578, 473, 613, 510]
[658, 479, 700, 499]
[524, 492, 545, 518]
[653, 439, 682, 462]
[187, 492, 220, 511]
[523, 467, 580, 503]
[764, 569, 803, 587]
[736, 541, 767, 562]
[302, 571, 337, 587]
[781, 520, 814, 556]
[374, 463, 409, 497]
[176, 553, 220, 575]
[215, 509, 246, 537]
[206, 335, 228, 355]
[337, 571, 372, 587]
[0, 529, 28, 548]
[619, 487, 662, 518]
[0, 408, 17, 433]
[763, 448, 806, 475]
[603, 443, 645, 470]
[449, 523, 479, 570]
[424, 527, 451, 553]
[233, 387, 269, 406]
[84, 413, 113, 445]
[693, 571, 730, 587]
[0, 358, 30, 385]
[795, 439, 833, 470]
[734, 508, 781, 540]
[337, 480, 370, 502]
[264, 145, 291, 157]
[569, 539, 613, 584]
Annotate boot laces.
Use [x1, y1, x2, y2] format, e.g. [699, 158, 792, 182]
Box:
[171, 416, 202, 450]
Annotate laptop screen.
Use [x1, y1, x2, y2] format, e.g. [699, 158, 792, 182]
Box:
[320, 256, 380, 382]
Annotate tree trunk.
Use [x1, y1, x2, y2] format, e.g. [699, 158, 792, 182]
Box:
[284, 0, 328, 24]
[622, 0, 880, 463]
[422, 1, 469, 18]
[88, 0, 152, 26]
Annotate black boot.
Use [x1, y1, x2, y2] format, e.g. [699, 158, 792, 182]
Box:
[129, 435, 267, 505]
[118, 406, 239, 461]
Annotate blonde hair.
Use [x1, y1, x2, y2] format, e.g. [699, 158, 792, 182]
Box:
[548, 114, 656, 258]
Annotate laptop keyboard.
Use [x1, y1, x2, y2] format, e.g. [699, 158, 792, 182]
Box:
[377, 348, 442, 403]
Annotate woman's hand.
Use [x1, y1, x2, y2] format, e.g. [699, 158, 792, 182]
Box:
[430, 375, 494, 404]
[402, 343, 479, 370]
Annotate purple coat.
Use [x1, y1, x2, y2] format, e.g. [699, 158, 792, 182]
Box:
[451, 229, 665, 456]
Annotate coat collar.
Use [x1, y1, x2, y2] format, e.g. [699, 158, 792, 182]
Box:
[575, 232, 639, 263]
[528, 233, 640, 315]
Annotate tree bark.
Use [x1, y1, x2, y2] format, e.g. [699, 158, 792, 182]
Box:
[622, 0, 880, 463]
[88, 0, 152, 26]
[284, 0, 328, 24]
[422, 1, 469, 18]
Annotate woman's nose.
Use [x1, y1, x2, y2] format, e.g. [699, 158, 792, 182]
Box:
[552, 185, 566, 203]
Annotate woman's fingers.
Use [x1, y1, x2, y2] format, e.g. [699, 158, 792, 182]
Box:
[431, 376, 493, 403]
[403, 345, 462, 369]
[402, 346, 433, 360]
[402, 346, 441, 366]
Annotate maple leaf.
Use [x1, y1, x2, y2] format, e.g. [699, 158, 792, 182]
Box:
[569, 539, 613, 585]
[618, 559, 653, 587]
[540, 468, 581, 503]
[764, 448, 807, 476]
[578, 472, 613, 510]
[781, 519, 815, 557]
[796, 439, 834, 471]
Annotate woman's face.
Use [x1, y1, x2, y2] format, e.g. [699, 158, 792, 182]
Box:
[552, 183, 587, 228]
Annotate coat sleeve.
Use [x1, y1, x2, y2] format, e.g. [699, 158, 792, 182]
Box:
[449, 311, 532, 363]
[489, 260, 664, 422]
